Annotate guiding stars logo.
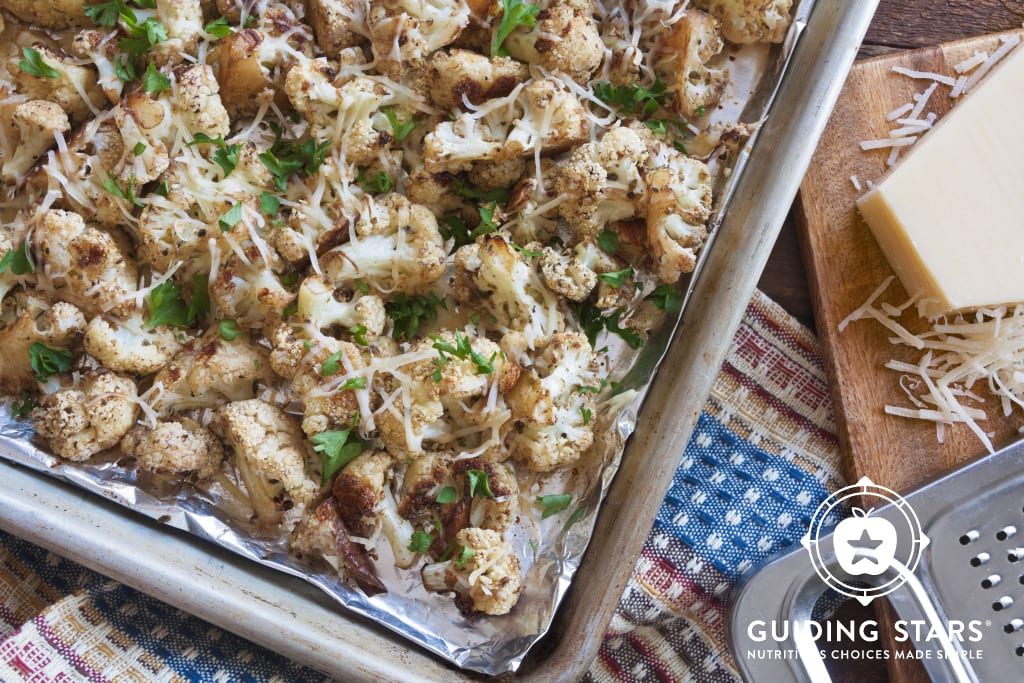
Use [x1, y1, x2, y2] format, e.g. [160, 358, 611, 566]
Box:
[801, 477, 929, 605]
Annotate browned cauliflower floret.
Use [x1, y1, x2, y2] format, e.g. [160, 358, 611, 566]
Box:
[0, 0, 88, 28]
[268, 324, 364, 436]
[209, 258, 295, 328]
[308, 0, 368, 57]
[503, 0, 603, 83]
[31, 370, 138, 462]
[290, 497, 387, 595]
[453, 234, 565, 350]
[450, 457, 519, 534]
[0, 297, 85, 394]
[656, 9, 728, 118]
[367, 0, 470, 75]
[375, 330, 517, 455]
[539, 246, 597, 302]
[572, 239, 633, 309]
[150, 327, 272, 413]
[429, 49, 529, 110]
[33, 209, 137, 318]
[551, 126, 648, 239]
[322, 193, 446, 294]
[213, 398, 321, 527]
[505, 331, 600, 471]
[692, 0, 792, 44]
[83, 311, 184, 375]
[70, 29, 124, 104]
[645, 161, 712, 283]
[121, 417, 224, 479]
[297, 275, 386, 340]
[331, 450, 418, 568]
[423, 78, 590, 172]
[398, 449, 453, 522]
[3, 100, 70, 183]
[7, 44, 103, 125]
[170, 63, 230, 138]
[151, 0, 204, 64]
[421, 527, 523, 615]
[284, 67, 395, 166]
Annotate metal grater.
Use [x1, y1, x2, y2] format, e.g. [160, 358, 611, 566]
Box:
[728, 436, 1024, 682]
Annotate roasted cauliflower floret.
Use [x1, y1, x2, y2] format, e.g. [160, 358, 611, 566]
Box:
[539, 246, 597, 302]
[213, 399, 321, 527]
[83, 311, 184, 375]
[376, 330, 516, 454]
[308, 0, 367, 57]
[0, 0, 88, 28]
[290, 497, 387, 595]
[31, 370, 138, 462]
[3, 100, 69, 183]
[322, 193, 446, 294]
[429, 49, 529, 110]
[151, 0, 204, 63]
[692, 0, 793, 44]
[33, 210, 137, 318]
[210, 258, 295, 328]
[331, 450, 418, 568]
[421, 527, 523, 615]
[423, 78, 590, 172]
[451, 457, 519, 534]
[645, 161, 712, 283]
[453, 234, 565, 350]
[170, 63, 230, 138]
[503, 0, 603, 83]
[297, 275, 386, 339]
[398, 449, 453, 522]
[0, 298, 85, 394]
[7, 44, 103, 125]
[0, 235, 28, 305]
[150, 327, 272, 413]
[121, 417, 224, 480]
[367, 0, 470, 74]
[505, 331, 600, 471]
[551, 125, 649, 239]
[70, 29, 124, 104]
[284, 67, 394, 166]
[268, 324, 364, 436]
[656, 9, 728, 118]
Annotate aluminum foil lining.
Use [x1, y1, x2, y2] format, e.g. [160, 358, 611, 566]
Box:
[0, 4, 813, 674]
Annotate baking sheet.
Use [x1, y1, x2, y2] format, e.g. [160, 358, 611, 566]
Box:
[0, 0, 823, 671]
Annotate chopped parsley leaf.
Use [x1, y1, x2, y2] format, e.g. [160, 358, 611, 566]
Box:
[321, 350, 344, 376]
[408, 530, 433, 553]
[466, 469, 494, 498]
[436, 486, 458, 504]
[0, 241, 34, 275]
[597, 267, 633, 289]
[29, 343, 74, 381]
[142, 61, 170, 93]
[536, 493, 572, 519]
[218, 202, 243, 232]
[311, 426, 364, 484]
[646, 283, 683, 314]
[219, 319, 242, 341]
[383, 108, 417, 145]
[19, 47, 60, 79]
[492, 0, 539, 57]
[339, 376, 367, 391]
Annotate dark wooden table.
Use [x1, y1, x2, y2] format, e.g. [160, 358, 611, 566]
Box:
[756, 2, 1024, 681]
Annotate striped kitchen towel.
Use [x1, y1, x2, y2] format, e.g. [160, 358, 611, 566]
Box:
[0, 290, 846, 682]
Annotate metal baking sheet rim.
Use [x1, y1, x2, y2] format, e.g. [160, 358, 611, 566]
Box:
[0, 2, 878, 680]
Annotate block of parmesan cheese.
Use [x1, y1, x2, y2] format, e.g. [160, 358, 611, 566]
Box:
[856, 43, 1024, 318]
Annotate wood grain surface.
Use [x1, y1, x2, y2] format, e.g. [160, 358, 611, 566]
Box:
[796, 30, 1024, 683]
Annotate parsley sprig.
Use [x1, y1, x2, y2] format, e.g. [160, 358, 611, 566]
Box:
[311, 414, 365, 484]
[19, 47, 60, 79]
[259, 128, 331, 191]
[187, 133, 240, 177]
[592, 75, 667, 118]
[646, 283, 683, 314]
[431, 332, 496, 381]
[385, 292, 446, 340]
[571, 301, 644, 350]
[383, 108, 417, 145]
[103, 174, 145, 208]
[29, 343, 74, 381]
[0, 241, 34, 275]
[492, 0, 539, 57]
[537, 493, 573, 519]
[357, 168, 395, 194]
[145, 274, 207, 328]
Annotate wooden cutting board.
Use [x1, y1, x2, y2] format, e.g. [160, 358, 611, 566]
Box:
[796, 30, 1024, 683]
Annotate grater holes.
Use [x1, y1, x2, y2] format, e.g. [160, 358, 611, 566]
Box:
[998, 526, 1019, 541]
[1010, 549, 1024, 563]
[1020, 575, 1024, 585]
[961, 530, 980, 545]
[1018, 646, 1024, 657]
[1006, 619, 1024, 634]
[971, 552, 991, 567]
[993, 596, 1014, 611]
[982, 574, 1001, 589]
